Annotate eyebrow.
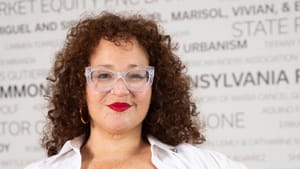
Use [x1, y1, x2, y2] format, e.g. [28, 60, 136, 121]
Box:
[95, 64, 142, 68]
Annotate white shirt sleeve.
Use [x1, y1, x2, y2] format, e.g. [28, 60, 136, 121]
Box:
[172, 143, 248, 169]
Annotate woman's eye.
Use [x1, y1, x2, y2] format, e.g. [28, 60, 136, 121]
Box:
[130, 74, 144, 79]
[128, 74, 146, 80]
[97, 73, 112, 79]
[93, 72, 113, 80]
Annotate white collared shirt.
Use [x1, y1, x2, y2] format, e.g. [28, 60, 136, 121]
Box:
[24, 136, 248, 169]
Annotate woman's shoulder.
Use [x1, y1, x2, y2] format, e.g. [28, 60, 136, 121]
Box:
[24, 151, 79, 169]
[148, 136, 247, 169]
[23, 155, 56, 169]
[24, 136, 84, 169]
[176, 143, 248, 169]
[23, 144, 80, 169]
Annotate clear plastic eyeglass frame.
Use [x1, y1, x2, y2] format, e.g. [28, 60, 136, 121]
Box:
[85, 66, 155, 93]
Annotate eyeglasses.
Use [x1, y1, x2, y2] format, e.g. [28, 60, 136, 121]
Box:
[85, 66, 155, 92]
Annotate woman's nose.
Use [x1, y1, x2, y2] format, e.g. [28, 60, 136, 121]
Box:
[110, 78, 130, 95]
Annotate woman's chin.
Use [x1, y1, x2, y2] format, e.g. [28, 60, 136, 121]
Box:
[105, 121, 133, 134]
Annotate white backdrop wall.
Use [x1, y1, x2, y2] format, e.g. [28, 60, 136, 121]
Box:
[0, 0, 299, 169]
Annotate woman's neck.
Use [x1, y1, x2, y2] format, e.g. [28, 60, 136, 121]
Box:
[81, 126, 147, 160]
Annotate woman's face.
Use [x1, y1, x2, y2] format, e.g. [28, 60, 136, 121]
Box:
[86, 38, 152, 134]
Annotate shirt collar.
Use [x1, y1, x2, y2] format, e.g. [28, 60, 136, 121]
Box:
[54, 135, 84, 157]
[54, 135, 176, 158]
[147, 135, 177, 153]
[43, 135, 84, 165]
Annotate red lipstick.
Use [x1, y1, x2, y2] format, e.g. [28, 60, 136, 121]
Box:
[108, 102, 131, 112]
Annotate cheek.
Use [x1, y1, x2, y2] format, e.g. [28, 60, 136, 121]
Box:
[86, 86, 94, 105]
[136, 89, 152, 110]
[86, 86, 106, 107]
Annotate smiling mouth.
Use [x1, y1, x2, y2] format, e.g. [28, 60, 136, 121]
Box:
[108, 102, 131, 112]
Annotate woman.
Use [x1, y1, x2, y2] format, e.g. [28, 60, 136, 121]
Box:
[25, 12, 247, 169]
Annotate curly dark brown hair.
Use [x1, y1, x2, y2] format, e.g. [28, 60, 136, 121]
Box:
[43, 11, 205, 156]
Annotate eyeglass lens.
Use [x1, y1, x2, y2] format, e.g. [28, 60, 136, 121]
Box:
[90, 69, 150, 91]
